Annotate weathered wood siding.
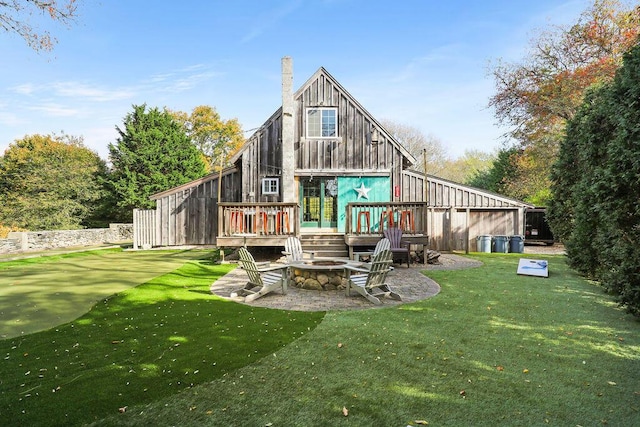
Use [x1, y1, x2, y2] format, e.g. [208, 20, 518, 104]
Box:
[400, 171, 532, 251]
[294, 69, 410, 199]
[402, 170, 426, 202]
[237, 68, 414, 202]
[401, 171, 527, 208]
[240, 109, 284, 203]
[133, 209, 156, 249]
[426, 207, 525, 252]
[148, 170, 241, 245]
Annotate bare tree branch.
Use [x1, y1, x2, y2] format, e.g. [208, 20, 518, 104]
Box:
[0, 0, 80, 51]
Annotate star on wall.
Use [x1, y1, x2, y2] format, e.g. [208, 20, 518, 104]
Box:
[354, 182, 371, 200]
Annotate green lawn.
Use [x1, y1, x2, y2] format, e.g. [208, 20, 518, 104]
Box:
[0, 250, 324, 426]
[1, 251, 639, 426]
[95, 253, 640, 427]
[0, 249, 208, 339]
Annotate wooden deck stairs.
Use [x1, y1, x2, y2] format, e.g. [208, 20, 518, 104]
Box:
[299, 233, 348, 258]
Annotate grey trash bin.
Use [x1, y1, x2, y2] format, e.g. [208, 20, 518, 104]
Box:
[509, 235, 524, 253]
[476, 235, 492, 253]
[493, 235, 510, 253]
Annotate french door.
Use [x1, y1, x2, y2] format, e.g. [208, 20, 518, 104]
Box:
[300, 177, 337, 228]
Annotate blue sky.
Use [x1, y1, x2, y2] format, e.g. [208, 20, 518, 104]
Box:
[0, 0, 590, 160]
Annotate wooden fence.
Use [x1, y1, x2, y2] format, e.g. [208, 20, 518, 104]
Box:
[133, 209, 156, 249]
[427, 206, 525, 252]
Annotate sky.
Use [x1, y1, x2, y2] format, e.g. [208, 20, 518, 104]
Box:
[0, 0, 591, 161]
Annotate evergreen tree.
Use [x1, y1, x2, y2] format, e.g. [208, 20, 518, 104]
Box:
[107, 104, 207, 221]
[549, 38, 640, 315]
[466, 147, 519, 195]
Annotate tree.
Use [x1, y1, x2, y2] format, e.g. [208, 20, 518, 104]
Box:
[379, 120, 449, 176]
[548, 38, 640, 315]
[170, 105, 244, 172]
[488, 0, 640, 204]
[0, 133, 108, 230]
[490, 0, 639, 140]
[1, 0, 81, 51]
[466, 147, 518, 194]
[501, 140, 557, 205]
[107, 104, 207, 222]
[440, 149, 496, 185]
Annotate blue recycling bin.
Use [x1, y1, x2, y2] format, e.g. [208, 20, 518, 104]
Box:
[476, 235, 492, 253]
[493, 235, 510, 253]
[509, 235, 524, 253]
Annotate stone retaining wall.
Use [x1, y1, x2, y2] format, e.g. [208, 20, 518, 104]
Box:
[0, 238, 21, 253]
[1, 224, 132, 254]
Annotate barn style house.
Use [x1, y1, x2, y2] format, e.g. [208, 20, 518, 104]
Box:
[134, 57, 532, 258]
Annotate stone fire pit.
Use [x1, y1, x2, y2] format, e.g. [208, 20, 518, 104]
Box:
[289, 259, 358, 291]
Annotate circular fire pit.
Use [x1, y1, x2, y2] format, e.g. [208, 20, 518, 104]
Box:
[289, 259, 355, 291]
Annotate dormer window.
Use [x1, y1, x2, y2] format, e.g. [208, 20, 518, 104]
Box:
[306, 107, 337, 138]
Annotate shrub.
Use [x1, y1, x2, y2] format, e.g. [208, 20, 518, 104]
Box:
[0, 224, 28, 239]
[550, 38, 640, 315]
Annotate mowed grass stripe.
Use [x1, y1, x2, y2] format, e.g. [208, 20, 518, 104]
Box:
[0, 250, 207, 339]
[0, 256, 325, 426]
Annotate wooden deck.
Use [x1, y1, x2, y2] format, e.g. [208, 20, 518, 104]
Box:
[216, 202, 429, 258]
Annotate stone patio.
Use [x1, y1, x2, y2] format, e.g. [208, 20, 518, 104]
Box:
[210, 253, 483, 311]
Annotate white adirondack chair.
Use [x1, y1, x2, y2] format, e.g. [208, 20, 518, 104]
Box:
[358, 238, 391, 269]
[231, 247, 289, 302]
[282, 236, 315, 263]
[374, 237, 391, 255]
[345, 249, 401, 304]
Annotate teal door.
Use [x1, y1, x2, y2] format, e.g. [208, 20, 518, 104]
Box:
[300, 177, 338, 228]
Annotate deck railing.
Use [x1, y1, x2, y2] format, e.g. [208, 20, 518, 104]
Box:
[218, 202, 299, 237]
[346, 202, 427, 236]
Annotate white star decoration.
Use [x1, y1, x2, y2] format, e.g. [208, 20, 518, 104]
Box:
[354, 182, 371, 200]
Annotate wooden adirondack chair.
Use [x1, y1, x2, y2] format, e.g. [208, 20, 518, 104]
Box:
[345, 249, 401, 304]
[359, 237, 391, 268]
[231, 247, 289, 302]
[281, 236, 315, 263]
[384, 227, 411, 267]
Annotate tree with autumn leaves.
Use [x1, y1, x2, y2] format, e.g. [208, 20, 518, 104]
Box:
[0, 104, 242, 230]
[0, 133, 109, 231]
[170, 105, 245, 173]
[488, 0, 640, 205]
[0, 0, 81, 51]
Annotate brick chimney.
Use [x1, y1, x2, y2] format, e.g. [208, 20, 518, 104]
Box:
[281, 56, 295, 203]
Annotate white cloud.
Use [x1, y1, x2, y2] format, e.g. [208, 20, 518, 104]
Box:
[51, 82, 134, 102]
[28, 103, 81, 117]
[145, 65, 221, 93]
[10, 81, 134, 102]
[11, 83, 37, 95]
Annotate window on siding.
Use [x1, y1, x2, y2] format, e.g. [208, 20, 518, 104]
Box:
[262, 178, 279, 195]
[307, 107, 337, 138]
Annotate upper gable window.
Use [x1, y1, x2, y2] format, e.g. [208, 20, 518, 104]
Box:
[306, 107, 337, 138]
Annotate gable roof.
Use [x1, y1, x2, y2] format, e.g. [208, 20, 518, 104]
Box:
[232, 66, 417, 167]
[295, 67, 416, 166]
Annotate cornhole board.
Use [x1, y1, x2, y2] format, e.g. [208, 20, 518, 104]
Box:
[517, 258, 549, 278]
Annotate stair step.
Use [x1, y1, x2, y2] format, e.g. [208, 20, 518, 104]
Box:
[299, 234, 348, 258]
[313, 251, 349, 258]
